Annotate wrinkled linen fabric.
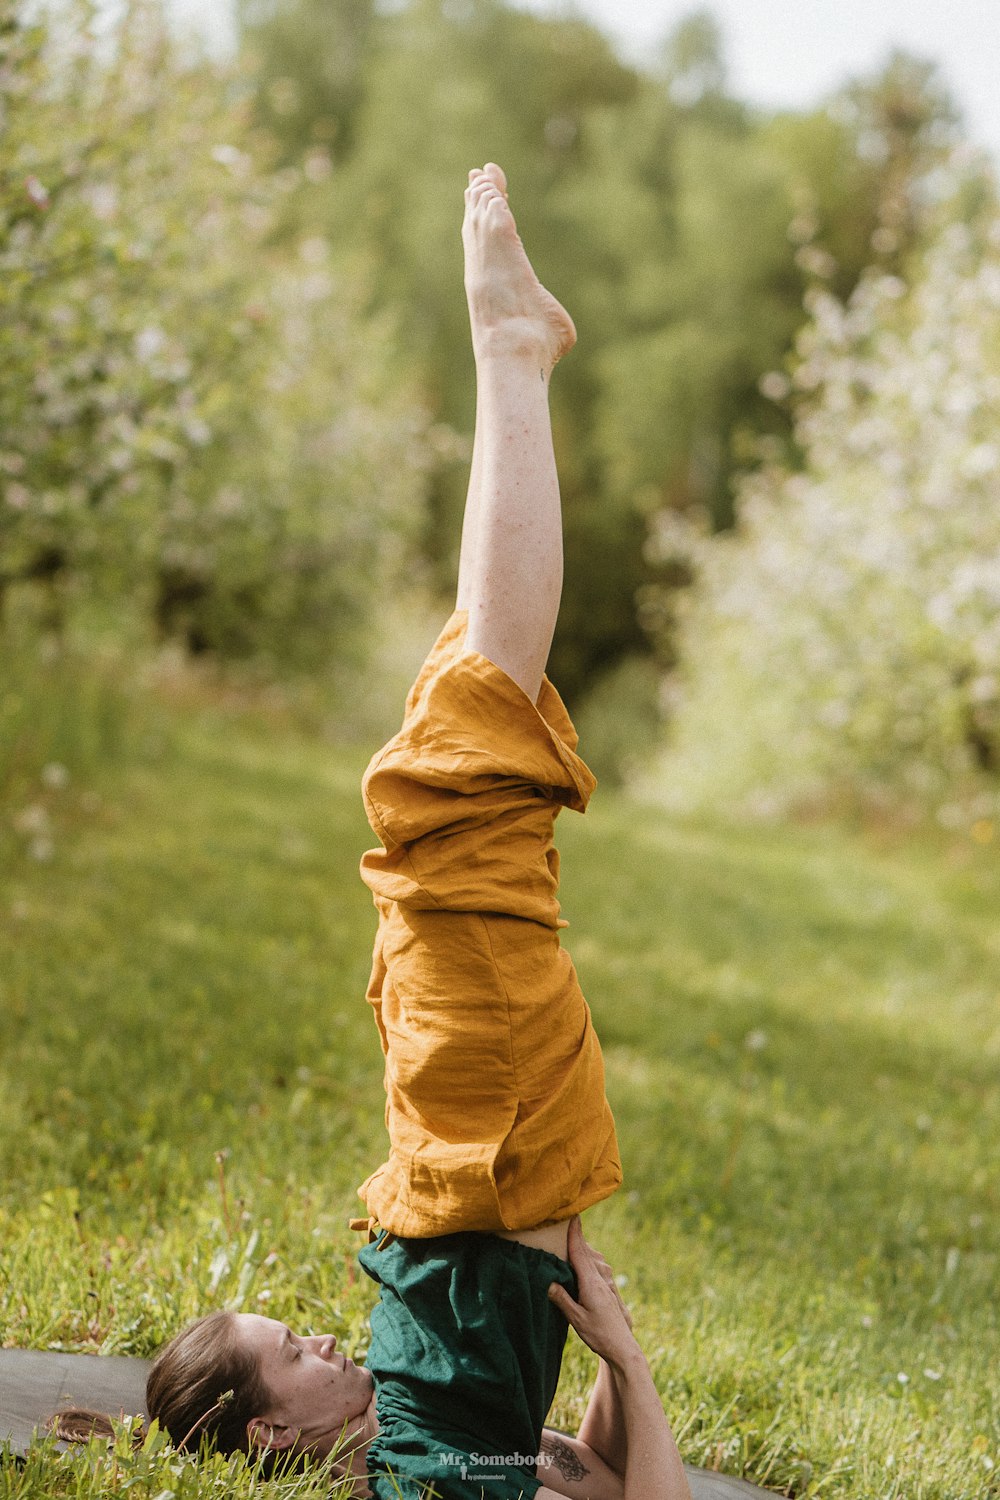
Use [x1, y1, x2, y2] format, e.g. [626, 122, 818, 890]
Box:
[357, 609, 621, 1238]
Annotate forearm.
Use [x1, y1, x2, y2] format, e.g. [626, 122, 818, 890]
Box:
[577, 1358, 628, 1477]
[545, 1219, 690, 1500]
[607, 1350, 690, 1500]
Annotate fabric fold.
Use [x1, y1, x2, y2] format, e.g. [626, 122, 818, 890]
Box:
[357, 610, 621, 1238]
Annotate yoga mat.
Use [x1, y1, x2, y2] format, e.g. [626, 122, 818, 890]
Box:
[0, 1350, 774, 1495]
[0, 1348, 150, 1455]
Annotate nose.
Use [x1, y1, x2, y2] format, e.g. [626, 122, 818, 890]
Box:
[316, 1334, 337, 1360]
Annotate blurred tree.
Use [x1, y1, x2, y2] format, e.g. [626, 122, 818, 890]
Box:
[237, 0, 642, 692]
[237, 0, 380, 164]
[326, 0, 639, 569]
[662, 7, 726, 106]
[650, 168, 1000, 823]
[234, 0, 978, 717]
[0, 0, 430, 672]
[839, 49, 963, 268]
[7, 0, 977, 747]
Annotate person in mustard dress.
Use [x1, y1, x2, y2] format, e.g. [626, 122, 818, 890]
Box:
[347, 163, 686, 1500]
[50, 164, 691, 1500]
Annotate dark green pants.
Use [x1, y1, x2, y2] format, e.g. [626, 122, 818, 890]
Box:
[360, 1232, 577, 1500]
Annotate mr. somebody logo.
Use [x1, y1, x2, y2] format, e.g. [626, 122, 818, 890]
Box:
[438, 1450, 553, 1482]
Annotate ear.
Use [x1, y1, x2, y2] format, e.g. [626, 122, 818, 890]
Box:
[246, 1416, 297, 1453]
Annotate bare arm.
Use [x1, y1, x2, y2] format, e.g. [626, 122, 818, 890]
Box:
[540, 1241, 632, 1485]
[537, 1219, 691, 1500]
[574, 1243, 632, 1475]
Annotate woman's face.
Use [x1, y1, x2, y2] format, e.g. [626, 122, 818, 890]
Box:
[234, 1313, 375, 1458]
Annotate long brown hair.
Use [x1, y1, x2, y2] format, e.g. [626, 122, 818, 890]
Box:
[49, 1311, 278, 1468]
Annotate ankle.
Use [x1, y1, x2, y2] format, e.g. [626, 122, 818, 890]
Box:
[472, 321, 557, 373]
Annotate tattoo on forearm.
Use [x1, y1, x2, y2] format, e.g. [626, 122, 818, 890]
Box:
[541, 1434, 590, 1483]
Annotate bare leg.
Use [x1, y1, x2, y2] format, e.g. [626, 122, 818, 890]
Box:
[455, 381, 483, 611]
[458, 164, 576, 704]
[457, 177, 499, 612]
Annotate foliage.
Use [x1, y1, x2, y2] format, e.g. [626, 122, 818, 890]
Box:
[237, 0, 379, 166]
[1, 0, 977, 704]
[237, 0, 968, 702]
[648, 167, 1000, 824]
[0, 0, 430, 672]
[571, 653, 663, 788]
[1, 690, 998, 1496]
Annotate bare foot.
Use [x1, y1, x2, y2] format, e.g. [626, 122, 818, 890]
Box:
[462, 162, 576, 371]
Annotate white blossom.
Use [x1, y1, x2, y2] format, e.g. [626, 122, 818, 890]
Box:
[650, 174, 1000, 823]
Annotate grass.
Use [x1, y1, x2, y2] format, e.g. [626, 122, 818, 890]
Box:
[0, 667, 998, 1498]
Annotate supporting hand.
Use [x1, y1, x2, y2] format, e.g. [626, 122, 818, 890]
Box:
[548, 1218, 639, 1371]
[545, 1219, 692, 1500]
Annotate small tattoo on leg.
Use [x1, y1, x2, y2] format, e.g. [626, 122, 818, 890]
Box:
[541, 1434, 589, 1483]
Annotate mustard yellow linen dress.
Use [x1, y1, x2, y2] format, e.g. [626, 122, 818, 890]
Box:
[357, 610, 621, 1238]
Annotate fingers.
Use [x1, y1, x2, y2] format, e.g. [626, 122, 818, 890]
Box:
[568, 1216, 606, 1278]
[566, 1215, 592, 1280]
[562, 1218, 636, 1331]
[549, 1260, 637, 1365]
[547, 1282, 580, 1320]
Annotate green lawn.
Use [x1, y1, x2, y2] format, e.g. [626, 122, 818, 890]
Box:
[1, 692, 997, 1498]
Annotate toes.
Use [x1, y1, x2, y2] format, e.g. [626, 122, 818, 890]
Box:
[463, 168, 515, 240]
[468, 164, 508, 200]
[468, 180, 503, 214]
[482, 162, 508, 196]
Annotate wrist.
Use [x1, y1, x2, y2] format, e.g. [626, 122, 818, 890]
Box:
[603, 1340, 649, 1381]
